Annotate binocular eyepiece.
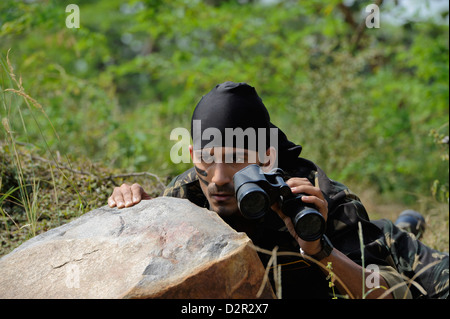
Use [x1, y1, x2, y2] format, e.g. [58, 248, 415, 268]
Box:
[233, 164, 325, 241]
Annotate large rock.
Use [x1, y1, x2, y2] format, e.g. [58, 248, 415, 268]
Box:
[0, 197, 274, 299]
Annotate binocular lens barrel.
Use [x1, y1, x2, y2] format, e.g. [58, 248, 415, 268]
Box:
[236, 183, 269, 219]
[293, 208, 325, 242]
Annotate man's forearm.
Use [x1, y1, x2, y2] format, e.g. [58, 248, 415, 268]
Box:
[318, 248, 393, 299]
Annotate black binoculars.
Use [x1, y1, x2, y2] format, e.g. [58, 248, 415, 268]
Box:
[233, 164, 325, 241]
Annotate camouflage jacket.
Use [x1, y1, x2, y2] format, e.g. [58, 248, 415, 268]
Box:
[162, 158, 449, 299]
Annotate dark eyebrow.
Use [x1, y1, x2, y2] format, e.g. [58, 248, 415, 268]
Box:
[209, 149, 249, 156]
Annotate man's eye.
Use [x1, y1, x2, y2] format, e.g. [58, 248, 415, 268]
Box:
[201, 152, 214, 164]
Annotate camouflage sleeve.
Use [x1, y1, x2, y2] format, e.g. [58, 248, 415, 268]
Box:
[377, 265, 413, 299]
[374, 219, 449, 299]
[160, 168, 208, 208]
[161, 168, 197, 198]
[161, 176, 179, 197]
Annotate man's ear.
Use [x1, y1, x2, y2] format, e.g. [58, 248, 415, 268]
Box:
[189, 144, 194, 159]
[261, 146, 277, 172]
[189, 144, 197, 164]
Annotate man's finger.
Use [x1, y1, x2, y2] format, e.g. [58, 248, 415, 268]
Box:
[109, 183, 152, 209]
[112, 185, 128, 208]
[131, 183, 143, 203]
[119, 183, 133, 207]
[291, 184, 324, 199]
[301, 195, 328, 219]
[286, 178, 311, 187]
[108, 196, 117, 208]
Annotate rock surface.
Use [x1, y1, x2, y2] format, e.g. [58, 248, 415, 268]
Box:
[0, 197, 274, 299]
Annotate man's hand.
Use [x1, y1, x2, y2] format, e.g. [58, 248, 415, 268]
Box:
[271, 177, 328, 255]
[108, 183, 152, 208]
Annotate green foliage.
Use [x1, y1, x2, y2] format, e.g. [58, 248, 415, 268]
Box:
[0, 1, 448, 203]
[429, 124, 449, 203]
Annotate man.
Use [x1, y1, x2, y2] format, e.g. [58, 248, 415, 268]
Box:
[108, 81, 448, 299]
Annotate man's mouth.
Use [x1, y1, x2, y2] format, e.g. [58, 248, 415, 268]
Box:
[211, 193, 234, 202]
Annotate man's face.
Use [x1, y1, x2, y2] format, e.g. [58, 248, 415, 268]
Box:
[191, 146, 262, 218]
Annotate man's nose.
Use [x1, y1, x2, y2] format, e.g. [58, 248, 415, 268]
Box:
[211, 163, 232, 186]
